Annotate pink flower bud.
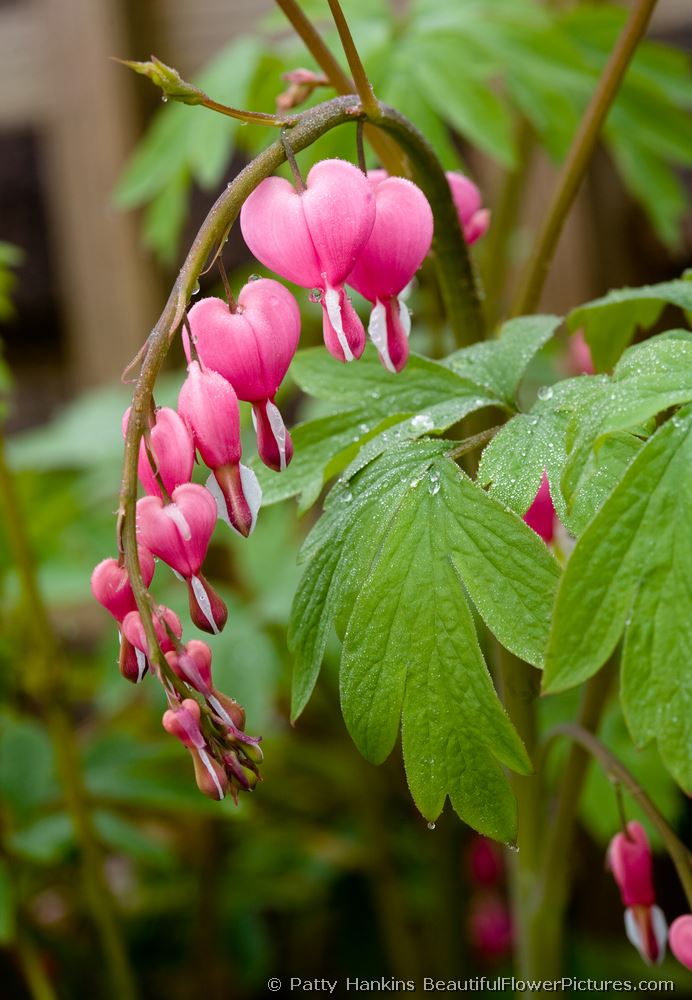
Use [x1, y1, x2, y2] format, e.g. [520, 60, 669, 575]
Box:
[121, 606, 182, 657]
[446, 171, 490, 245]
[624, 904, 667, 966]
[185, 282, 300, 404]
[608, 821, 656, 908]
[178, 361, 242, 469]
[166, 639, 213, 694]
[136, 483, 217, 578]
[91, 550, 154, 623]
[467, 837, 504, 887]
[670, 915, 692, 970]
[523, 473, 556, 544]
[240, 159, 375, 363]
[121, 605, 182, 683]
[123, 406, 194, 499]
[347, 175, 432, 373]
[162, 698, 205, 750]
[469, 895, 513, 960]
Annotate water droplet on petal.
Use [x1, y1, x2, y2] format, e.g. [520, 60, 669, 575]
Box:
[309, 288, 323, 304]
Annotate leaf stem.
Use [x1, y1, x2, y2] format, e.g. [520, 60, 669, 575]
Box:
[0, 435, 138, 1000]
[326, 0, 379, 117]
[547, 723, 692, 910]
[16, 934, 59, 1000]
[511, 0, 659, 316]
[200, 96, 296, 128]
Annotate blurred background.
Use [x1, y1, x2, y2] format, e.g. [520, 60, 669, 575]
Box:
[1, 1, 691, 997]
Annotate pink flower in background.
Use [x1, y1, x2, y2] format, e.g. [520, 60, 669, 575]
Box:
[136, 483, 227, 634]
[568, 329, 595, 375]
[467, 836, 504, 887]
[446, 172, 490, 245]
[90, 550, 154, 623]
[347, 175, 433, 372]
[608, 821, 667, 965]
[523, 473, 556, 544]
[123, 406, 194, 499]
[240, 158, 375, 363]
[178, 360, 262, 535]
[469, 894, 513, 960]
[669, 915, 692, 970]
[185, 280, 300, 473]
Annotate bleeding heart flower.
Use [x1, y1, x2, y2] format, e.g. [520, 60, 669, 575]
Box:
[185, 281, 300, 473]
[446, 171, 490, 245]
[136, 483, 227, 634]
[240, 158, 375, 363]
[347, 174, 433, 372]
[91, 550, 155, 623]
[608, 821, 667, 965]
[123, 406, 194, 499]
[120, 605, 183, 683]
[178, 360, 262, 534]
[523, 473, 556, 544]
[670, 915, 692, 971]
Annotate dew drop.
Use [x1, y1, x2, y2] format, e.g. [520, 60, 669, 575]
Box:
[340, 491, 353, 503]
[191, 280, 201, 297]
[506, 843, 520, 853]
[161, 95, 168, 103]
[427, 822, 436, 831]
[248, 273, 262, 282]
[309, 288, 323, 303]
[537, 385, 554, 402]
[411, 413, 434, 432]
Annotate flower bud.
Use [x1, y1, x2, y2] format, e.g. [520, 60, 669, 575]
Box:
[118, 633, 147, 684]
[186, 573, 228, 635]
[608, 821, 656, 908]
[91, 549, 155, 623]
[523, 473, 556, 544]
[162, 698, 205, 750]
[467, 837, 504, 887]
[123, 406, 194, 499]
[191, 747, 229, 800]
[469, 894, 512, 960]
[446, 171, 490, 245]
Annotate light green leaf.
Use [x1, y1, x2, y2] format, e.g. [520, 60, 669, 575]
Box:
[566, 277, 692, 371]
[258, 348, 503, 511]
[544, 406, 692, 791]
[340, 454, 546, 836]
[444, 314, 562, 405]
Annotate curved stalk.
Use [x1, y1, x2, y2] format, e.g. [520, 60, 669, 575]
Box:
[512, 0, 659, 316]
[326, 0, 378, 116]
[549, 724, 692, 910]
[120, 95, 484, 670]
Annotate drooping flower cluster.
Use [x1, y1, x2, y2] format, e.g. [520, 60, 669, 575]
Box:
[92, 155, 489, 802]
[240, 158, 488, 374]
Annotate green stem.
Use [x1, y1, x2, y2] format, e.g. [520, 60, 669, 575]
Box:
[326, 0, 379, 116]
[548, 724, 692, 910]
[511, 0, 659, 316]
[120, 95, 484, 666]
[16, 934, 59, 1000]
[523, 659, 616, 982]
[200, 96, 296, 128]
[0, 435, 138, 1000]
[273, 0, 404, 174]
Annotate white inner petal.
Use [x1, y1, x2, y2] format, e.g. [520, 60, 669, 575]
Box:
[651, 905, 668, 965]
[206, 472, 232, 530]
[164, 504, 191, 541]
[198, 748, 225, 800]
[398, 297, 411, 338]
[368, 299, 395, 374]
[191, 574, 219, 634]
[239, 462, 262, 531]
[265, 401, 288, 472]
[135, 648, 147, 684]
[208, 693, 234, 727]
[324, 286, 354, 363]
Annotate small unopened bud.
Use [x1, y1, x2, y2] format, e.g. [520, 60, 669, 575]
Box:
[162, 698, 205, 750]
[165, 639, 213, 695]
[119, 633, 147, 684]
[116, 55, 205, 105]
[209, 690, 245, 729]
[191, 747, 229, 800]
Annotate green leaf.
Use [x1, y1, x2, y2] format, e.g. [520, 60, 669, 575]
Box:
[566, 277, 692, 371]
[477, 376, 607, 523]
[543, 406, 692, 791]
[340, 454, 553, 835]
[258, 348, 503, 511]
[8, 813, 75, 864]
[444, 314, 562, 406]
